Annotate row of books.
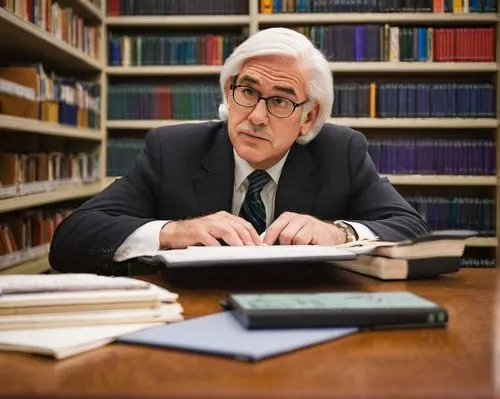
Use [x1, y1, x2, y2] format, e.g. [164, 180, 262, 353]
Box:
[301, 25, 495, 62]
[406, 196, 494, 235]
[108, 34, 247, 67]
[107, 138, 144, 176]
[332, 82, 495, 118]
[107, 84, 221, 120]
[460, 258, 495, 268]
[0, 152, 100, 189]
[0, 65, 101, 128]
[368, 139, 495, 175]
[0, 2, 100, 60]
[0, 208, 71, 256]
[37, 66, 101, 114]
[260, 0, 497, 13]
[107, 137, 497, 178]
[107, 81, 495, 120]
[107, 0, 248, 15]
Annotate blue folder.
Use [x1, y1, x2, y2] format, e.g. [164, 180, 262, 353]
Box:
[118, 311, 357, 361]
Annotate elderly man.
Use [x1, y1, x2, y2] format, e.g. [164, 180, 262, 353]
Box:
[49, 28, 430, 273]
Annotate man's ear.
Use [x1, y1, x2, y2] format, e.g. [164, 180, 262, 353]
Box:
[299, 102, 319, 136]
[224, 77, 236, 104]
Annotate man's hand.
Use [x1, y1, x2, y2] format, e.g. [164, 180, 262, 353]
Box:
[263, 212, 347, 246]
[159, 211, 262, 249]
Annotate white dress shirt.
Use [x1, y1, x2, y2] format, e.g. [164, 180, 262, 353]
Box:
[113, 150, 376, 262]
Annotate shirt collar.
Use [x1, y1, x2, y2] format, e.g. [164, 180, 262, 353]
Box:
[233, 149, 289, 190]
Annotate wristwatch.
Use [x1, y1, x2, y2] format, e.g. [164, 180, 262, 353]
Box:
[333, 221, 357, 243]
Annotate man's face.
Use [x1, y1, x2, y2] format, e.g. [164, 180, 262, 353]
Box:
[226, 55, 318, 170]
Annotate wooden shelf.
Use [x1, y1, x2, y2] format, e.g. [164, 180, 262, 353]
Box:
[68, 0, 103, 21]
[107, 65, 223, 76]
[0, 8, 103, 72]
[0, 183, 103, 213]
[0, 255, 51, 275]
[258, 13, 499, 24]
[107, 120, 210, 129]
[330, 62, 498, 73]
[465, 237, 497, 247]
[384, 175, 497, 186]
[107, 118, 498, 130]
[329, 118, 499, 129]
[106, 63, 497, 76]
[0, 114, 103, 141]
[106, 15, 251, 26]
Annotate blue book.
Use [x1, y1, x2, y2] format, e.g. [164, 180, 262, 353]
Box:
[118, 312, 357, 361]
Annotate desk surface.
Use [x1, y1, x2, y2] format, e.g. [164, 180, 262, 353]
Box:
[0, 267, 496, 398]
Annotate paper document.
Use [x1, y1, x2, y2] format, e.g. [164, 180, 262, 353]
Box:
[146, 245, 356, 268]
[0, 323, 167, 359]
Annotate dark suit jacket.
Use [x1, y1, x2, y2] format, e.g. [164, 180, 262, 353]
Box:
[49, 121, 430, 273]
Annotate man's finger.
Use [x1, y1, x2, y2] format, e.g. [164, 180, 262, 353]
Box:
[198, 231, 222, 247]
[233, 217, 262, 245]
[229, 220, 257, 246]
[263, 213, 294, 245]
[292, 225, 313, 245]
[278, 217, 305, 245]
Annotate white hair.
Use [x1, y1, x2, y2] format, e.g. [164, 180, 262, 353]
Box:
[218, 27, 333, 144]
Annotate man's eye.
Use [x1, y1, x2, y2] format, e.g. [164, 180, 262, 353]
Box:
[242, 87, 257, 96]
[270, 97, 289, 107]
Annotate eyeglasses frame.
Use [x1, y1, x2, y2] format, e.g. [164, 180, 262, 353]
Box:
[229, 83, 309, 118]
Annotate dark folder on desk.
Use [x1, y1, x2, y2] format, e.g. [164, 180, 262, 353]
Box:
[118, 312, 357, 361]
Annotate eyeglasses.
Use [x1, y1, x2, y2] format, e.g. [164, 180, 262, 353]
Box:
[230, 83, 309, 118]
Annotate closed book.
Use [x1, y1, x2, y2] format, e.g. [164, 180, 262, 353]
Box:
[225, 292, 448, 330]
[332, 255, 461, 280]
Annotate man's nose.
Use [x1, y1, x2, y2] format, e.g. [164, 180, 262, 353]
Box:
[248, 99, 269, 125]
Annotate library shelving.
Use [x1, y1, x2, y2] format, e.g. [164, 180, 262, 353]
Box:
[0, 1, 106, 274]
[104, 0, 499, 265]
[0, 114, 104, 141]
[107, 62, 498, 75]
[106, 118, 499, 130]
[0, 7, 102, 72]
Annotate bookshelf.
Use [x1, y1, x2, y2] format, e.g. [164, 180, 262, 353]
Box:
[0, 114, 104, 141]
[0, 2, 105, 274]
[0, 7, 102, 72]
[106, 118, 499, 130]
[0, 183, 104, 214]
[107, 63, 498, 75]
[0, 256, 51, 276]
[104, 0, 499, 266]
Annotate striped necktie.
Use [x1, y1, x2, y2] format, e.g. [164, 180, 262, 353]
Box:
[239, 170, 271, 235]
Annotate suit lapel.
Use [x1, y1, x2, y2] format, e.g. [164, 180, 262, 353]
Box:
[193, 124, 234, 215]
[274, 143, 320, 219]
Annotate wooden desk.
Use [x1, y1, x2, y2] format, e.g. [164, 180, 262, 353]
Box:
[0, 267, 496, 398]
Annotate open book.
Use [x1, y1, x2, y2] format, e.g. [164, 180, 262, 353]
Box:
[141, 245, 356, 268]
[337, 230, 477, 259]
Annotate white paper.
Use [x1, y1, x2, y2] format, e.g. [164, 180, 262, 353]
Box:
[0, 322, 168, 359]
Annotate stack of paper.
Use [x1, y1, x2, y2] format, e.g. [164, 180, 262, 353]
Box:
[0, 274, 183, 359]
